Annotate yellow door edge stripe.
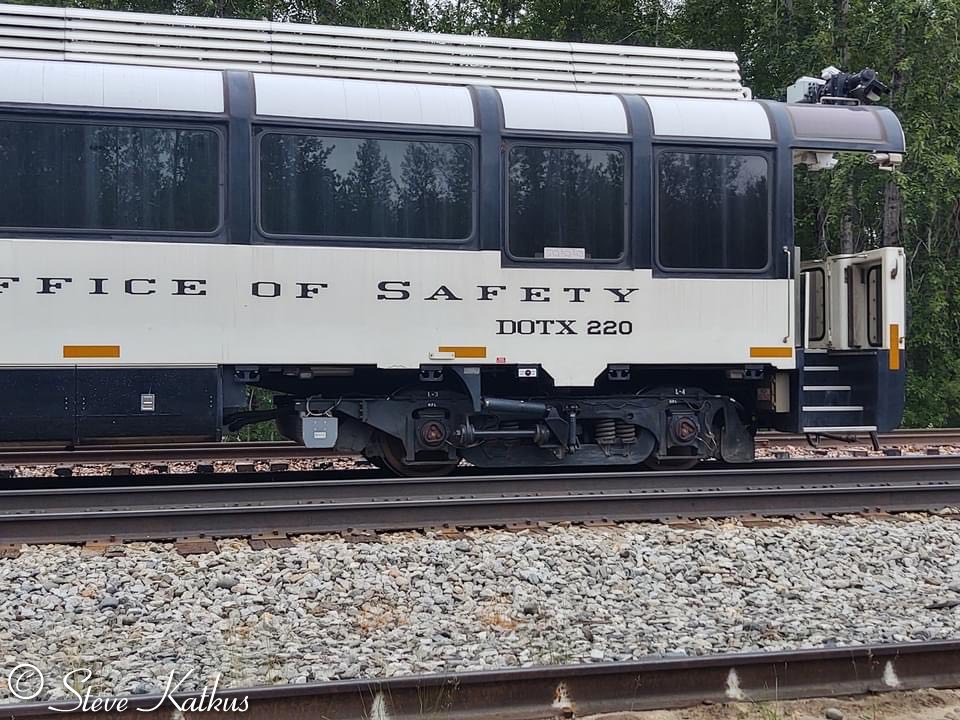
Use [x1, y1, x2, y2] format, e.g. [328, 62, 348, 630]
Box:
[63, 345, 121, 359]
[889, 324, 901, 370]
[750, 346, 793, 359]
[438, 346, 487, 359]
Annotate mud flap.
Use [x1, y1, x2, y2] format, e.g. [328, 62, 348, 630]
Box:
[720, 405, 755, 462]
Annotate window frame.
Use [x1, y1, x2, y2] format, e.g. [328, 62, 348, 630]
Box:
[653, 145, 775, 277]
[804, 267, 827, 342]
[254, 126, 479, 246]
[502, 139, 630, 266]
[866, 264, 883, 348]
[0, 111, 226, 238]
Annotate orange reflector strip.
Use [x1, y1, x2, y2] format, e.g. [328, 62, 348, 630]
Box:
[749, 346, 793, 359]
[889, 324, 901, 370]
[438, 345, 487, 359]
[63, 345, 120, 359]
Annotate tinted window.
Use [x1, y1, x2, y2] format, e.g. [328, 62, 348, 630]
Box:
[508, 146, 625, 260]
[658, 151, 769, 270]
[806, 268, 826, 341]
[866, 265, 882, 347]
[0, 119, 219, 232]
[260, 134, 472, 240]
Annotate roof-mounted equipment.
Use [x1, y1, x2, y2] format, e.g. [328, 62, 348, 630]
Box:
[787, 66, 890, 106]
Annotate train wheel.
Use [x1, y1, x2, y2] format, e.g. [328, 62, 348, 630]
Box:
[643, 448, 700, 471]
[373, 433, 459, 477]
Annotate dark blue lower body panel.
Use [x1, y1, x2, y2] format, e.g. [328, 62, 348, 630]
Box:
[0, 367, 220, 444]
[783, 348, 906, 433]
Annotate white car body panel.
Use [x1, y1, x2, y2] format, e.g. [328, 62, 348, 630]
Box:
[0, 240, 794, 387]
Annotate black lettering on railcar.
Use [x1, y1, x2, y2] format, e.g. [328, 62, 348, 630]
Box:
[520, 287, 550, 302]
[38, 277, 73, 294]
[587, 320, 633, 335]
[496, 319, 578, 335]
[604, 288, 639, 303]
[89, 278, 108, 295]
[173, 279, 208, 296]
[477, 285, 506, 301]
[0, 276, 20, 293]
[424, 285, 463, 301]
[252, 281, 281, 298]
[125, 278, 156, 295]
[295, 282, 328, 299]
[562, 287, 591, 303]
[377, 281, 411, 300]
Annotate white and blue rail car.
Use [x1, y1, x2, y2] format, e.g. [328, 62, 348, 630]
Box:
[0, 5, 907, 474]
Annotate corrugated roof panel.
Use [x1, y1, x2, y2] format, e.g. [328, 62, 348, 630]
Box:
[0, 2, 749, 100]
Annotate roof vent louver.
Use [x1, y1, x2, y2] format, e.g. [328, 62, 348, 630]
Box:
[0, 2, 749, 100]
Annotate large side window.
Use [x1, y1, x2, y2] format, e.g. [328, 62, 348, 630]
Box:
[657, 151, 769, 271]
[507, 145, 626, 261]
[259, 133, 473, 241]
[0, 118, 220, 233]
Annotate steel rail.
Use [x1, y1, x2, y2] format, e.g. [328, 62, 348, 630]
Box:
[1, 427, 958, 468]
[0, 440, 316, 466]
[757, 427, 960, 447]
[3, 462, 960, 544]
[4, 453, 960, 491]
[5, 454, 960, 505]
[4, 640, 960, 719]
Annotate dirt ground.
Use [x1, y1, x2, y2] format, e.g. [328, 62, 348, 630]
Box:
[582, 689, 960, 720]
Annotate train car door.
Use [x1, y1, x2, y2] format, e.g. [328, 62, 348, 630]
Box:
[801, 247, 904, 355]
[800, 259, 829, 350]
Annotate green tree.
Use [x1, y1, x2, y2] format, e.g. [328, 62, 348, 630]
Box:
[342, 139, 397, 237]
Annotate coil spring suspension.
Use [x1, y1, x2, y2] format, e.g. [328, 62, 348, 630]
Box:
[595, 418, 617, 444]
[615, 420, 637, 443]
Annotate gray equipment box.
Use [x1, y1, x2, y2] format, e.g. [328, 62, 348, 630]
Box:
[301, 416, 338, 449]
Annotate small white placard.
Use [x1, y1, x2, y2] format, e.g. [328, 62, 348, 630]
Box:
[543, 246, 586, 260]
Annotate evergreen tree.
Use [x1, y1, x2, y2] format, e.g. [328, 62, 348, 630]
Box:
[343, 139, 397, 237]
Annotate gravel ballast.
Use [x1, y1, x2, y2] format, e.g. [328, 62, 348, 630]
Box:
[2, 515, 960, 702]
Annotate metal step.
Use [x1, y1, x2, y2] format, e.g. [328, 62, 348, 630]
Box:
[804, 366, 840, 372]
[802, 405, 864, 412]
[802, 425, 878, 433]
[802, 385, 852, 392]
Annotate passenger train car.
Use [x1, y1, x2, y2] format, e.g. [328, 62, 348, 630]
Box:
[0, 4, 907, 474]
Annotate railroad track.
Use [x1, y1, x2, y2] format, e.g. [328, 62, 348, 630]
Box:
[1, 427, 958, 469]
[757, 427, 960, 447]
[4, 640, 959, 718]
[0, 440, 315, 467]
[0, 453, 958, 491]
[4, 457, 960, 545]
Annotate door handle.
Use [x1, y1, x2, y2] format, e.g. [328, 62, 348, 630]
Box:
[783, 245, 791, 344]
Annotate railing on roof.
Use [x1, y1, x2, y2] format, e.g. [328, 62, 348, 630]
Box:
[0, 3, 750, 99]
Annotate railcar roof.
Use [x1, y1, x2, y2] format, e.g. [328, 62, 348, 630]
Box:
[0, 4, 905, 154]
[0, 56, 905, 154]
[0, 2, 749, 100]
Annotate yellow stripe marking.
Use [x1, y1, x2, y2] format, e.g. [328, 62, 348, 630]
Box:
[63, 345, 121, 359]
[750, 346, 793, 359]
[889, 324, 901, 370]
[438, 345, 487, 359]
